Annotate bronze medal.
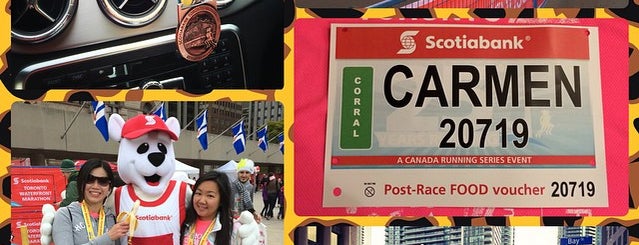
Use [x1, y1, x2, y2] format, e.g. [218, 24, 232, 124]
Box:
[176, 1, 221, 62]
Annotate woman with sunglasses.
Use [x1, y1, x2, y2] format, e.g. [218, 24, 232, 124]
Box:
[53, 158, 130, 245]
[180, 171, 234, 245]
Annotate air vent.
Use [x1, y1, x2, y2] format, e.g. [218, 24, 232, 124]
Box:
[11, 0, 78, 43]
[98, 0, 168, 27]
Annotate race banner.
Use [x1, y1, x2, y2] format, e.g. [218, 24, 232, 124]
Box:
[11, 167, 67, 245]
[12, 174, 58, 206]
[294, 18, 628, 216]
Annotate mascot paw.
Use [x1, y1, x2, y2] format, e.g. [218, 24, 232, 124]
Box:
[238, 210, 255, 225]
[40, 221, 52, 235]
[237, 211, 259, 244]
[241, 236, 258, 245]
[40, 235, 52, 245]
[40, 204, 56, 245]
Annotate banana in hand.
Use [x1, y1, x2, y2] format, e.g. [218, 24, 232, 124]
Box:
[116, 199, 140, 244]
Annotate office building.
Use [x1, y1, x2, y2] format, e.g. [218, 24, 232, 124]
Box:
[245, 100, 284, 140]
[599, 226, 629, 245]
[385, 226, 513, 245]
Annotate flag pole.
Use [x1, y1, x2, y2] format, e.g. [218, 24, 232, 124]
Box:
[209, 117, 245, 145]
[267, 150, 280, 158]
[149, 101, 163, 114]
[247, 148, 260, 156]
[60, 102, 88, 139]
[250, 131, 282, 156]
[267, 131, 283, 143]
[245, 124, 268, 141]
[200, 117, 245, 154]
[181, 108, 207, 133]
[267, 132, 284, 158]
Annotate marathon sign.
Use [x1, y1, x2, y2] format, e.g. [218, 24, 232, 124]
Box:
[11, 175, 56, 206]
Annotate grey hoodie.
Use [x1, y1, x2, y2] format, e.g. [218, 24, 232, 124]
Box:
[52, 202, 120, 245]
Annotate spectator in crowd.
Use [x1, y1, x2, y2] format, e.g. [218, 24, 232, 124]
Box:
[260, 179, 269, 218]
[277, 179, 285, 220]
[264, 172, 280, 220]
[231, 159, 262, 223]
[59, 159, 79, 207]
[259, 174, 269, 192]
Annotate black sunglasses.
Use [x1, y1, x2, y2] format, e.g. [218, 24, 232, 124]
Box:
[87, 174, 111, 187]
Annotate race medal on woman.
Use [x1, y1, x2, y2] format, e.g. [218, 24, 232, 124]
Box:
[81, 202, 106, 241]
[187, 218, 216, 245]
[176, 0, 221, 62]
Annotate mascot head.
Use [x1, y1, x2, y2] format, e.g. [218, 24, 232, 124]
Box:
[108, 114, 181, 196]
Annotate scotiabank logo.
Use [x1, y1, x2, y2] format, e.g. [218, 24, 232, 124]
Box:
[425, 35, 527, 50]
[396, 31, 419, 54]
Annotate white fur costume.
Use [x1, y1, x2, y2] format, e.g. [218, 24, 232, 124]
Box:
[237, 210, 259, 245]
[107, 114, 191, 245]
[39, 204, 56, 245]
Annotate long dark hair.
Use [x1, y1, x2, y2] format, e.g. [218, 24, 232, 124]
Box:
[76, 158, 114, 203]
[180, 171, 233, 244]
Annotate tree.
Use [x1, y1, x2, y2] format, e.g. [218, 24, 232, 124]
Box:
[267, 120, 283, 143]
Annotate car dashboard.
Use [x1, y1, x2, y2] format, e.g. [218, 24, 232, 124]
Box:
[2, 0, 283, 93]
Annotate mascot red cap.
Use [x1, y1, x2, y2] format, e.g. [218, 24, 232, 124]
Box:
[120, 114, 178, 140]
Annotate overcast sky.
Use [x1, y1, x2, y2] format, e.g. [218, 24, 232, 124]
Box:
[514, 227, 559, 245]
[371, 227, 385, 245]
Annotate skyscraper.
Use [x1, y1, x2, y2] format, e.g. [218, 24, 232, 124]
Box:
[561, 226, 597, 238]
[599, 226, 629, 245]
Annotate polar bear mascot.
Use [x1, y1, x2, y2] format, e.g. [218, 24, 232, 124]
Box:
[39, 113, 192, 245]
[107, 113, 192, 245]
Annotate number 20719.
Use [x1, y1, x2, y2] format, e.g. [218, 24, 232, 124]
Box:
[439, 118, 528, 148]
[551, 181, 595, 197]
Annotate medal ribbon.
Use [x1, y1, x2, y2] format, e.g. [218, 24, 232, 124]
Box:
[179, 0, 204, 8]
[81, 202, 106, 240]
[187, 216, 217, 245]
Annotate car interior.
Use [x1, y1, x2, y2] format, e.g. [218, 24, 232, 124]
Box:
[2, 0, 284, 94]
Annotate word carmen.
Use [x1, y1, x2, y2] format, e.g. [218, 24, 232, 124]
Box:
[384, 64, 582, 108]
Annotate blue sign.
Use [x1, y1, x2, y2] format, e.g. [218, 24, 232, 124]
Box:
[560, 236, 593, 245]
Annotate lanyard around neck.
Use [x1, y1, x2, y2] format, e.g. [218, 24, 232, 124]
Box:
[187, 216, 217, 245]
[81, 202, 106, 240]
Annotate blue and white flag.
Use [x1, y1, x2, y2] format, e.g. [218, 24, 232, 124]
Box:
[257, 125, 268, 152]
[196, 109, 208, 150]
[278, 133, 284, 154]
[153, 102, 167, 121]
[91, 101, 109, 142]
[232, 120, 246, 154]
